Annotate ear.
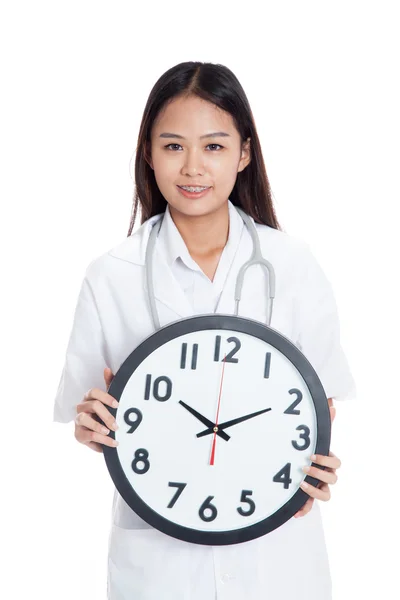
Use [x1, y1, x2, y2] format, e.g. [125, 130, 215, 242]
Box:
[144, 141, 153, 170]
[238, 137, 251, 172]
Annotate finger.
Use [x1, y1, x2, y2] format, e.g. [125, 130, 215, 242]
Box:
[82, 387, 119, 409]
[300, 480, 331, 501]
[87, 441, 104, 453]
[74, 424, 105, 453]
[294, 497, 314, 518]
[104, 367, 115, 388]
[76, 400, 118, 432]
[303, 465, 338, 485]
[79, 427, 119, 449]
[310, 451, 341, 470]
[329, 405, 336, 423]
[76, 412, 116, 436]
[294, 505, 312, 518]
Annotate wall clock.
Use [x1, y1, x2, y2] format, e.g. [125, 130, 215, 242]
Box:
[103, 315, 330, 545]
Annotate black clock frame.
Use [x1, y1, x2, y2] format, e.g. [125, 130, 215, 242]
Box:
[103, 314, 331, 546]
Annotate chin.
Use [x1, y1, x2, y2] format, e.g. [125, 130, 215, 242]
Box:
[167, 191, 227, 219]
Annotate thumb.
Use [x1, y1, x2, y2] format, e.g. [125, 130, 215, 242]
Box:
[104, 367, 114, 388]
[329, 405, 336, 423]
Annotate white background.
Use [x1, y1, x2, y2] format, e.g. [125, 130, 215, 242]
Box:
[1, 1, 399, 598]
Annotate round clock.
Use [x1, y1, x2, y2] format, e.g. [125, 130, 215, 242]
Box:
[103, 314, 331, 545]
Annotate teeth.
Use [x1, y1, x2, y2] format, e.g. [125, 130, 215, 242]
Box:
[180, 186, 209, 192]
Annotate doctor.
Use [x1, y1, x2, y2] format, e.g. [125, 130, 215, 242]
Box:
[53, 61, 356, 599]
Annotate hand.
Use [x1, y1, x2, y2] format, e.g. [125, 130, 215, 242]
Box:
[74, 367, 120, 453]
[196, 407, 272, 438]
[294, 401, 339, 518]
[178, 401, 230, 441]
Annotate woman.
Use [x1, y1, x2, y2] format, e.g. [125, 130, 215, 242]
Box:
[53, 61, 356, 599]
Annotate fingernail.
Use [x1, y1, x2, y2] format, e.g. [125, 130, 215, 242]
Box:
[303, 466, 310, 473]
[112, 439, 119, 446]
[111, 421, 118, 430]
[112, 400, 119, 408]
[311, 454, 316, 460]
[102, 427, 109, 435]
[301, 481, 309, 489]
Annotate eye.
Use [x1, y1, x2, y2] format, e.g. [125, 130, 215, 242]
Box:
[206, 144, 223, 151]
[164, 144, 224, 151]
[164, 143, 183, 151]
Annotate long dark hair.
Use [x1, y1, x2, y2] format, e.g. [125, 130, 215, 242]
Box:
[127, 61, 282, 236]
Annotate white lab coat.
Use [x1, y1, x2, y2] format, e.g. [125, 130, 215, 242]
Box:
[53, 205, 356, 600]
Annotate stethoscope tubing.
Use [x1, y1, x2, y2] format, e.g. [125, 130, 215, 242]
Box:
[145, 206, 276, 332]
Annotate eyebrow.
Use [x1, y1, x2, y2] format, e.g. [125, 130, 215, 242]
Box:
[159, 131, 231, 140]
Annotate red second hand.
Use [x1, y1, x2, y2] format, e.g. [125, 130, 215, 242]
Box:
[210, 354, 227, 466]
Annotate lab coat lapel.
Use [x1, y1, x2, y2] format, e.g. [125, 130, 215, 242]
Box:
[109, 214, 194, 325]
[150, 244, 196, 323]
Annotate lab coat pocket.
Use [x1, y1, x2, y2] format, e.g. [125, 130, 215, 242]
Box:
[107, 524, 192, 600]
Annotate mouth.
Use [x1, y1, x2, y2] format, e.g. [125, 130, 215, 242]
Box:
[177, 185, 212, 199]
[177, 185, 211, 192]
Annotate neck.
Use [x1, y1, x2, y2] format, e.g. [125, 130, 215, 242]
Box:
[168, 202, 230, 257]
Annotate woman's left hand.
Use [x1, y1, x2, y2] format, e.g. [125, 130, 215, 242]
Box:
[294, 450, 341, 518]
[294, 401, 341, 518]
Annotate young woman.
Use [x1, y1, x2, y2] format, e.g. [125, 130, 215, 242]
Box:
[53, 61, 356, 600]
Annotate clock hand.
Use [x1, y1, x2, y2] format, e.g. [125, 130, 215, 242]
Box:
[210, 354, 227, 466]
[178, 401, 231, 441]
[196, 408, 272, 438]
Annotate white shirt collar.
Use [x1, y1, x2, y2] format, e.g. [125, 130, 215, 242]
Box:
[157, 199, 244, 273]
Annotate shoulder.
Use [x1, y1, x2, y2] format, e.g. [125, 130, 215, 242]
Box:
[254, 221, 315, 267]
[83, 214, 163, 283]
[252, 222, 331, 294]
[253, 222, 337, 318]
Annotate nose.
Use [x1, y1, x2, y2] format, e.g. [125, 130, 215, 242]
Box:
[181, 148, 206, 176]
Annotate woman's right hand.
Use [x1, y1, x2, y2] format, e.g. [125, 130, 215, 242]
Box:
[74, 367, 119, 453]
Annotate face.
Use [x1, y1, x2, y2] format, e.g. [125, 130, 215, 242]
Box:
[148, 94, 251, 219]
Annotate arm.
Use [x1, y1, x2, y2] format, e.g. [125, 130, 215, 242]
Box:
[53, 271, 108, 424]
[292, 241, 353, 517]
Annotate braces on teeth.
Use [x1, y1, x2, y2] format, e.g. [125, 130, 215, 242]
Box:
[180, 186, 209, 192]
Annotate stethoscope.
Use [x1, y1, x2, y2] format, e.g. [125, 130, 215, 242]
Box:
[145, 205, 276, 331]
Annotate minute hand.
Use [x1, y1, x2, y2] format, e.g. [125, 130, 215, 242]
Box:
[179, 400, 231, 441]
[196, 408, 272, 438]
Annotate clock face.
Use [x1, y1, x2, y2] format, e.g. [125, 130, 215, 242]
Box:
[103, 315, 330, 545]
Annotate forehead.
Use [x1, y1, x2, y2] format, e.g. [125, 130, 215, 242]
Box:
[152, 95, 237, 137]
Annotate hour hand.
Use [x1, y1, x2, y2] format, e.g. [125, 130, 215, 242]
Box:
[196, 408, 272, 438]
[178, 401, 231, 441]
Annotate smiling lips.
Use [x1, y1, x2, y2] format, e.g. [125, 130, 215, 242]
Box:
[177, 185, 213, 199]
[178, 185, 211, 191]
